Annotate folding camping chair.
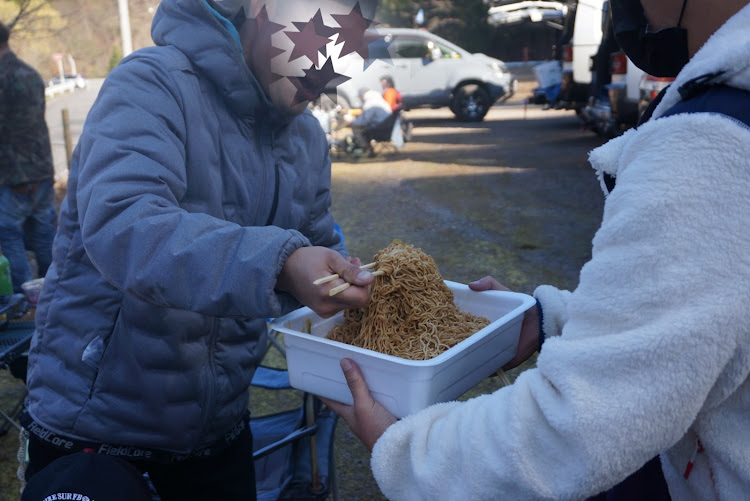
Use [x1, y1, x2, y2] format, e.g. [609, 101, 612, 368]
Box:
[143, 327, 339, 501]
[250, 224, 342, 501]
[0, 295, 34, 436]
[251, 360, 339, 501]
[344, 107, 406, 158]
[360, 107, 404, 156]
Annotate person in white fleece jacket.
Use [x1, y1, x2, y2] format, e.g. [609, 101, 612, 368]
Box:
[323, 0, 750, 499]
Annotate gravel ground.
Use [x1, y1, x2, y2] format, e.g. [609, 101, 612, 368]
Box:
[0, 81, 609, 501]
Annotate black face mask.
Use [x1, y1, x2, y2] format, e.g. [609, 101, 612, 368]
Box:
[610, 0, 690, 78]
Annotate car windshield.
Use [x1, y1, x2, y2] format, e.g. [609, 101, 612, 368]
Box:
[432, 41, 460, 59]
[387, 37, 461, 60]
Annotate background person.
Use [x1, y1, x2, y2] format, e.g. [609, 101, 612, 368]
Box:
[380, 75, 402, 111]
[324, 0, 750, 499]
[381, 74, 413, 143]
[0, 20, 55, 294]
[344, 88, 393, 153]
[19, 0, 378, 499]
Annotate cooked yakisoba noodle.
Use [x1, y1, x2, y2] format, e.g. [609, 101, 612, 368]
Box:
[327, 241, 490, 360]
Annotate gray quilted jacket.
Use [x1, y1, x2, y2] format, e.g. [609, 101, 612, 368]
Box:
[25, 0, 343, 453]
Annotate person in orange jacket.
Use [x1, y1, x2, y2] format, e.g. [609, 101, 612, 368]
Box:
[380, 75, 402, 111]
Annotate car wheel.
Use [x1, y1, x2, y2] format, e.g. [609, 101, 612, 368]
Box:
[452, 84, 490, 122]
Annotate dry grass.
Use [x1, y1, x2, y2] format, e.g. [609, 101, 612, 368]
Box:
[0, 372, 25, 501]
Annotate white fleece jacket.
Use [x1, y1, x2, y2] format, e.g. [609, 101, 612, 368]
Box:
[371, 6, 750, 500]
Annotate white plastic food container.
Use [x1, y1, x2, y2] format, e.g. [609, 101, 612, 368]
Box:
[270, 281, 535, 418]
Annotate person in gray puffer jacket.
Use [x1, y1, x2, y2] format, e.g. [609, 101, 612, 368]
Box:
[21, 0, 380, 498]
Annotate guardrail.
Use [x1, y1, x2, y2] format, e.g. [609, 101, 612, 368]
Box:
[45, 81, 76, 100]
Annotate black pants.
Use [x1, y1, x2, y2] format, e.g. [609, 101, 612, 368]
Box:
[26, 427, 257, 501]
[351, 125, 372, 150]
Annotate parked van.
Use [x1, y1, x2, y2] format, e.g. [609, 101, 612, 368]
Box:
[531, 0, 606, 112]
[579, 2, 644, 137]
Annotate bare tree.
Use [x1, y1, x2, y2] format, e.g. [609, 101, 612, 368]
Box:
[1, 0, 68, 78]
[4, 0, 54, 33]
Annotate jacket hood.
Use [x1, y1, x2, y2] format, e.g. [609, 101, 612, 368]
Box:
[151, 0, 272, 118]
[589, 3, 750, 193]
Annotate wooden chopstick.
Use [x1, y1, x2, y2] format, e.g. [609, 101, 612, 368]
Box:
[328, 282, 352, 296]
[313, 262, 376, 285]
[328, 269, 386, 296]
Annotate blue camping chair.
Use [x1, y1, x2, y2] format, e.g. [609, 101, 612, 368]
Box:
[144, 329, 339, 501]
[250, 323, 339, 501]
[251, 363, 339, 501]
[0, 295, 33, 436]
[252, 227, 342, 500]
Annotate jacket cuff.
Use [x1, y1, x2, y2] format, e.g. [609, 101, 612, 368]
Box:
[532, 285, 570, 342]
[535, 299, 545, 350]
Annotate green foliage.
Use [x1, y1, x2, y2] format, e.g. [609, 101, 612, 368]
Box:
[108, 43, 122, 73]
[376, 0, 411, 24]
[376, 0, 493, 55]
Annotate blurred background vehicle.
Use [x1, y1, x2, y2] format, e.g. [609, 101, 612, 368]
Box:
[530, 0, 606, 113]
[580, 50, 643, 138]
[638, 74, 675, 116]
[578, 2, 643, 138]
[487, 1, 568, 26]
[326, 28, 517, 122]
[44, 54, 86, 99]
[530, 0, 646, 138]
[47, 73, 87, 89]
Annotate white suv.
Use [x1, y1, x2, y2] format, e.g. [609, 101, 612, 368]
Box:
[329, 28, 517, 122]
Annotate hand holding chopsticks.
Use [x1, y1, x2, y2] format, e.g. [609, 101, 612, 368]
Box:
[313, 262, 377, 285]
[277, 247, 373, 316]
[315, 262, 386, 296]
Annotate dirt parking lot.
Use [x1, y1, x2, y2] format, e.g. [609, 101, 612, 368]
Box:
[0, 85, 610, 500]
[332, 93, 606, 293]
